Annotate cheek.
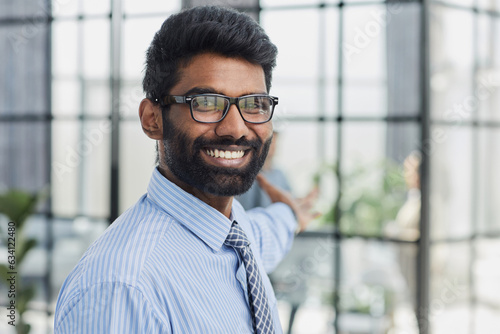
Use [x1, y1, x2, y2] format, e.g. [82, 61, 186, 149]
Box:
[172, 116, 214, 140]
[250, 120, 273, 134]
[256, 124, 274, 143]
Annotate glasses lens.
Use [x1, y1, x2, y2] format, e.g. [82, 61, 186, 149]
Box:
[191, 95, 227, 122]
[239, 96, 273, 123]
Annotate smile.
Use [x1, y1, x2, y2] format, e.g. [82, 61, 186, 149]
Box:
[205, 148, 245, 160]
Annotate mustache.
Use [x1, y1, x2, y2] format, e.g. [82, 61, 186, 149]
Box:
[192, 136, 263, 151]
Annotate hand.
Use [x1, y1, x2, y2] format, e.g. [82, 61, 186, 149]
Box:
[256, 174, 320, 233]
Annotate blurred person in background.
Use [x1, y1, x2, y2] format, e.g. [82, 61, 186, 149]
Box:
[385, 151, 422, 242]
[54, 6, 316, 334]
[384, 151, 422, 333]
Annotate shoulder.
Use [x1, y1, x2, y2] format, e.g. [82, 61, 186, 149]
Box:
[56, 194, 177, 307]
[54, 281, 171, 333]
[55, 194, 179, 331]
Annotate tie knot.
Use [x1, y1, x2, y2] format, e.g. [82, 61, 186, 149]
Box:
[224, 221, 250, 249]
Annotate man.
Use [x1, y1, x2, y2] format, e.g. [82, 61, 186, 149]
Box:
[55, 6, 313, 333]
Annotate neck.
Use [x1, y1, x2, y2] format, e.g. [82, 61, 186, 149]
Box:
[158, 166, 233, 219]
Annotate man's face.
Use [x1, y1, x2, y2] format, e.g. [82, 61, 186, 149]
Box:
[159, 52, 273, 197]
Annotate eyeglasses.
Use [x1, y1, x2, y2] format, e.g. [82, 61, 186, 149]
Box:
[161, 93, 278, 124]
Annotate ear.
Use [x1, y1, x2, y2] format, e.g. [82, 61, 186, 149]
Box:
[139, 98, 163, 140]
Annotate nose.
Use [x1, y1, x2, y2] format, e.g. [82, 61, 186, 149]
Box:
[214, 104, 249, 139]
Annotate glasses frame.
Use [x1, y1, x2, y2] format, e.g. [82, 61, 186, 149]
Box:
[161, 93, 278, 124]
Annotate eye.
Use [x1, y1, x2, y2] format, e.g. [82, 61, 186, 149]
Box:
[192, 95, 227, 113]
[241, 97, 271, 114]
[194, 96, 214, 108]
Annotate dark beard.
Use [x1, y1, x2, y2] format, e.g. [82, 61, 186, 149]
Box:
[161, 118, 272, 197]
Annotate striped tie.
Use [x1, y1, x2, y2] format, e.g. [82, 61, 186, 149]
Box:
[224, 221, 275, 334]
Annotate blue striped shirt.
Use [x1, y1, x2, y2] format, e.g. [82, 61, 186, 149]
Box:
[54, 168, 297, 333]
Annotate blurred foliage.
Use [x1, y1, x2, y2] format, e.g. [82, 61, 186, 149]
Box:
[319, 160, 407, 236]
[0, 189, 47, 334]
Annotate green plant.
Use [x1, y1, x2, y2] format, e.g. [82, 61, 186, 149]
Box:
[319, 160, 407, 236]
[0, 189, 46, 334]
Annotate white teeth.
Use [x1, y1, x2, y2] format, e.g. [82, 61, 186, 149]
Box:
[206, 149, 245, 160]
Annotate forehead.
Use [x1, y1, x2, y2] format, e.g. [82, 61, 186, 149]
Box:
[172, 52, 267, 96]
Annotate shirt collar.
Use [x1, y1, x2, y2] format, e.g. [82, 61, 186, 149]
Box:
[146, 168, 234, 252]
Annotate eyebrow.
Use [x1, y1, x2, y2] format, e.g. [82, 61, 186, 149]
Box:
[182, 87, 268, 97]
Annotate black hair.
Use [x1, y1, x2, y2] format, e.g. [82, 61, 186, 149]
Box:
[142, 6, 278, 102]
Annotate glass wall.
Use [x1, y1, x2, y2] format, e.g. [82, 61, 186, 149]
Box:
[261, 1, 422, 333]
[428, 0, 500, 332]
[0, 0, 499, 333]
[0, 1, 52, 333]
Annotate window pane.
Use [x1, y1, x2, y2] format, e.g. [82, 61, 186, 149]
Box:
[343, 5, 387, 116]
[474, 304, 500, 333]
[52, 0, 79, 17]
[430, 126, 473, 240]
[477, 0, 500, 10]
[341, 124, 387, 196]
[270, 235, 336, 334]
[51, 121, 81, 217]
[340, 123, 414, 236]
[52, 21, 78, 77]
[261, 9, 321, 115]
[438, 0, 474, 7]
[344, 84, 386, 115]
[478, 128, 500, 234]
[270, 80, 318, 116]
[341, 123, 387, 235]
[82, 0, 111, 16]
[273, 122, 328, 197]
[120, 121, 156, 213]
[474, 239, 500, 308]
[261, 0, 322, 6]
[0, 122, 49, 191]
[52, 120, 110, 218]
[273, 121, 337, 228]
[386, 3, 421, 116]
[83, 19, 109, 79]
[324, 8, 340, 82]
[344, 0, 384, 3]
[477, 15, 500, 122]
[320, 122, 338, 221]
[52, 78, 80, 116]
[80, 121, 111, 217]
[264, 8, 338, 116]
[0, 25, 49, 115]
[83, 79, 111, 116]
[120, 80, 144, 118]
[0, 0, 48, 19]
[430, 7, 474, 121]
[123, 0, 180, 15]
[121, 17, 169, 80]
[430, 242, 471, 334]
[339, 239, 419, 333]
